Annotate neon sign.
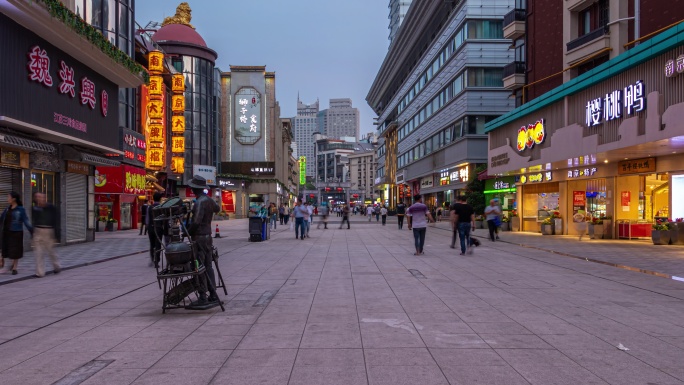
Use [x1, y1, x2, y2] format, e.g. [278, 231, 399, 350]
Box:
[516, 119, 545, 152]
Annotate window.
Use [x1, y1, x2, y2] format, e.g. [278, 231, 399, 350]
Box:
[467, 68, 504, 87]
[467, 20, 504, 39]
[580, 9, 591, 36]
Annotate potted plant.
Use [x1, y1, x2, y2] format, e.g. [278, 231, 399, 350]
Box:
[551, 210, 562, 235]
[510, 210, 520, 232]
[602, 215, 613, 239]
[106, 218, 118, 232]
[97, 216, 108, 232]
[541, 217, 554, 235]
[591, 216, 604, 239]
[670, 218, 684, 245]
[651, 221, 672, 245]
[474, 215, 484, 229]
[500, 215, 510, 231]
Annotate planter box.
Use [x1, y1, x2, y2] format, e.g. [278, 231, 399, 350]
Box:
[553, 218, 563, 235]
[500, 222, 510, 231]
[603, 220, 613, 239]
[541, 224, 553, 235]
[671, 223, 684, 245]
[475, 220, 483, 229]
[652, 230, 671, 245]
[511, 217, 520, 232]
[97, 221, 107, 232]
[594, 223, 605, 239]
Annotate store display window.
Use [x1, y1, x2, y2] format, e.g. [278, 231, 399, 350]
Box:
[31, 171, 55, 205]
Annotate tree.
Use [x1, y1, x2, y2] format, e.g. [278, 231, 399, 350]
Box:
[464, 164, 486, 215]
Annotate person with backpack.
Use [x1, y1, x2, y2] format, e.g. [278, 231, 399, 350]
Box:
[374, 205, 380, 222]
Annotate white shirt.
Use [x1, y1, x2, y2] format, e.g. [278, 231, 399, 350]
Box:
[367, 207, 373, 215]
[380, 207, 387, 215]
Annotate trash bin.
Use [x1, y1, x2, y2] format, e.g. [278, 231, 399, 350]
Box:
[249, 217, 262, 242]
[261, 219, 269, 241]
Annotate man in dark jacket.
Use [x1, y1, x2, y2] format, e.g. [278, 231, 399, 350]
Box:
[139, 200, 148, 235]
[32, 192, 60, 277]
[187, 175, 221, 306]
[147, 192, 163, 268]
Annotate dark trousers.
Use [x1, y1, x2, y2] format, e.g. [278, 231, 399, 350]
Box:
[139, 221, 147, 235]
[147, 227, 161, 265]
[193, 234, 217, 300]
[340, 216, 350, 229]
[397, 215, 404, 229]
[457, 222, 472, 254]
[381, 215, 387, 225]
[375, 213, 379, 221]
[284, 215, 289, 225]
[451, 227, 458, 248]
[413, 228, 426, 253]
[487, 219, 497, 241]
[295, 217, 305, 238]
[279, 214, 284, 225]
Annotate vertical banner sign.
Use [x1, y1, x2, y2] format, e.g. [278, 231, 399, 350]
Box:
[171, 73, 186, 170]
[299, 156, 306, 185]
[144, 51, 165, 170]
[572, 191, 586, 221]
[621, 191, 631, 212]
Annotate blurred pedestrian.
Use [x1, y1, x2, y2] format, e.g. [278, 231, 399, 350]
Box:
[407, 194, 433, 255]
[31, 192, 60, 278]
[0, 192, 33, 275]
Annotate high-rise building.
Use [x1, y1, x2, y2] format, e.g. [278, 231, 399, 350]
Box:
[388, 0, 413, 45]
[292, 97, 319, 179]
[318, 98, 360, 140]
[367, 0, 514, 208]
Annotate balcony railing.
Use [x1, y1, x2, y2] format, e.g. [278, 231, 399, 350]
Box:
[503, 61, 526, 78]
[503, 9, 526, 27]
[567, 26, 609, 51]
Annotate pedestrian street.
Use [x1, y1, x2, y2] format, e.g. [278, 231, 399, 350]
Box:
[1, 217, 684, 385]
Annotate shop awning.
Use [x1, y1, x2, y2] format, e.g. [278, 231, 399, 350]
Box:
[81, 153, 120, 167]
[0, 133, 54, 153]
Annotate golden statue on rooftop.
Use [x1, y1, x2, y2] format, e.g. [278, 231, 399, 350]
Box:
[162, 2, 195, 29]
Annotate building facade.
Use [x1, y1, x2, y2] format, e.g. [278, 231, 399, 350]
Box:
[317, 98, 360, 140]
[219, 66, 293, 216]
[367, 0, 514, 209]
[152, 12, 220, 187]
[0, 0, 144, 244]
[348, 146, 377, 206]
[388, 0, 413, 45]
[292, 97, 319, 179]
[488, 1, 684, 238]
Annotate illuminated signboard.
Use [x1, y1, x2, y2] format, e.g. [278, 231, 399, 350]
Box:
[299, 156, 306, 185]
[520, 172, 552, 184]
[148, 51, 164, 73]
[664, 55, 684, 77]
[516, 119, 545, 152]
[451, 165, 469, 183]
[171, 156, 184, 174]
[171, 136, 185, 153]
[172, 73, 185, 93]
[567, 167, 597, 179]
[235, 87, 261, 145]
[171, 115, 185, 134]
[585, 80, 645, 127]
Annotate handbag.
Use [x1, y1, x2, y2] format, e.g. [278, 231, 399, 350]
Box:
[493, 216, 502, 227]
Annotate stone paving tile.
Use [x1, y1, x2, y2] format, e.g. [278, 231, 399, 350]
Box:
[3, 219, 684, 384]
[80, 368, 146, 385]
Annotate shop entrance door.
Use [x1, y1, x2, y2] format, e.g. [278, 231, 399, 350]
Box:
[120, 203, 131, 230]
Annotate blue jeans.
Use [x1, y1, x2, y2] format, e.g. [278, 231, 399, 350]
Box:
[457, 222, 472, 253]
[270, 214, 277, 229]
[413, 227, 426, 253]
[305, 220, 310, 235]
[295, 217, 305, 238]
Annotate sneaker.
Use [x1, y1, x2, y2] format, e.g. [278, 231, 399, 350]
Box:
[450, 245, 455, 249]
[53, 267, 61, 274]
[459, 252, 465, 256]
[11, 270, 17, 275]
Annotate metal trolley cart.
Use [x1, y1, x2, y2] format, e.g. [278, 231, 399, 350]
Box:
[151, 197, 226, 313]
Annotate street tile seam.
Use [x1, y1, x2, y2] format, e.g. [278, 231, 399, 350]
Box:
[0, 249, 149, 287]
[432, 226, 684, 284]
[0, 280, 157, 349]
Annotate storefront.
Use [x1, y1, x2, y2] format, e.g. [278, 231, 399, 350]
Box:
[411, 163, 473, 209]
[217, 177, 239, 214]
[94, 165, 146, 231]
[0, 11, 138, 243]
[485, 25, 684, 238]
[484, 176, 517, 216]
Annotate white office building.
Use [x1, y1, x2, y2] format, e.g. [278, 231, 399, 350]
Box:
[292, 97, 319, 179]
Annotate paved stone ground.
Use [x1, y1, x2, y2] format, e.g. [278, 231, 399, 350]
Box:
[0, 217, 684, 384]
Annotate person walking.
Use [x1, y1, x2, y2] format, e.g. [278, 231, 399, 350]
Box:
[339, 204, 350, 229]
[304, 202, 313, 237]
[367, 205, 373, 222]
[396, 200, 406, 229]
[380, 205, 388, 225]
[293, 201, 307, 240]
[450, 195, 478, 255]
[317, 204, 330, 229]
[146, 192, 163, 268]
[374, 205, 380, 222]
[269, 203, 278, 230]
[484, 199, 502, 242]
[279, 203, 285, 225]
[407, 194, 434, 256]
[139, 199, 148, 235]
[0, 192, 33, 275]
[31, 192, 60, 278]
[283, 204, 290, 225]
[436, 207, 442, 222]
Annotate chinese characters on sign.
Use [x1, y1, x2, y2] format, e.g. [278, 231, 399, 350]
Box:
[170, 71, 186, 174]
[520, 172, 552, 184]
[171, 95, 185, 113]
[148, 51, 164, 73]
[252, 167, 274, 173]
[148, 76, 163, 96]
[665, 55, 684, 78]
[192, 165, 216, 185]
[143, 51, 166, 170]
[148, 148, 164, 167]
[299, 156, 306, 185]
[439, 170, 450, 186]
[567, 167, 598, 178]
[617, 157, 656, 175]
[172, 74, 185, 93]
[493, 181, 510, 190]
[171, 157, 184, 174]
[235, 88, 261, 144]
[172, 116, 185, 133]
[420, 177, 434, 189]
[53, 113, 86, 132]
[27, 45, 109, 117]
[124, 170, 146, 194]
[585, 80, 645, 127]
[451, 165, 469, 183]
[171, 136, 185, 153]
[516, 119, 545, 152]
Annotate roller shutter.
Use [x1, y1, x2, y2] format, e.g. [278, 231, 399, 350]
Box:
[65, 173, 87, 242]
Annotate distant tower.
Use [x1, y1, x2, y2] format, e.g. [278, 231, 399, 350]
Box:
[292, 95, 320, 179]
[318, 98, 360, 140]
[388, 0, 413, 44]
